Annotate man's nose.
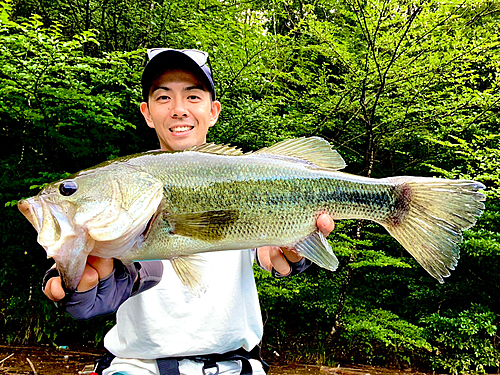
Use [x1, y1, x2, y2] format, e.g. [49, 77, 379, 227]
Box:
[170, 100, 189, 118]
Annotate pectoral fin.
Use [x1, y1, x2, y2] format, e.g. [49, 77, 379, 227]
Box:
[292, 230, 338, 271]
[167, 210, 239, 242]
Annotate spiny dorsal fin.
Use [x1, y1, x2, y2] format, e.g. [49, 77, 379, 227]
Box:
[254, 137, 346, 170]
[188, 142, 243, 156]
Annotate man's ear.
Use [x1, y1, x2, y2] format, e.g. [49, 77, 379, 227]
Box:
[209, 100, 222, 127]
[140, 102, 155, 129]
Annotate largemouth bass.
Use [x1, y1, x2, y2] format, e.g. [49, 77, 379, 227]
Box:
[18, 137, 485, 293]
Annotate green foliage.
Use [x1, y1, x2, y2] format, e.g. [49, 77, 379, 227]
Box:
[425, 134, 500, 198]
[421, 304, 499, 374]
[0, 7, 144, 345]
[255, 264, 343, 364]
[338, 308, 433, 368]
[1, 0, 500, 373]
[0, 13, 143, 167]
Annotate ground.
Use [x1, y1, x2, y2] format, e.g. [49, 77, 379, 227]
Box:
[0, 345, 432, 375]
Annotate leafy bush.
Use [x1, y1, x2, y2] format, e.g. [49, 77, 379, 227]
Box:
[255, 265, 343, 364]
[335, 308, 433, 368]
[421, 304, 499, 374]
[0, 6, 143, 345]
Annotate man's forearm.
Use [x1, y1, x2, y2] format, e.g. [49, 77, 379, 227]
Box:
[46, 260, 163, 320]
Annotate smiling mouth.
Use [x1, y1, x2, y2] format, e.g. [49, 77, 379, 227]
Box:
[170, 126, 194, 133]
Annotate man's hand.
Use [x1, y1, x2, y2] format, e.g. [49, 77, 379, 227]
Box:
[257, 214, 335, 276]
[44, 256, 114, 302]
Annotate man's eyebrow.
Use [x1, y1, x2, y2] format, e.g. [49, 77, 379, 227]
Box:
[152, 86, 171, 93]
[152, 85, 207, 93]
[186, 84, 207, 91]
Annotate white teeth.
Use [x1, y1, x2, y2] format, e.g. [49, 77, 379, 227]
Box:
[170, 126, 193, 133]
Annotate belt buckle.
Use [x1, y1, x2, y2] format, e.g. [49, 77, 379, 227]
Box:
[202, 362, 219, 375]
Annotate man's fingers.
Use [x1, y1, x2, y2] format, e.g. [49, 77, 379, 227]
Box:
[76, 263, 99, 292]
[257, 215, 334, 277]
[77, 257, 114, 292]
[317, 213, 335, 237]
[45, 277, 66, 302]
[281, 247, 302, 263]
[257, 246, 272, 272]
[270, 247, 292, 276]
[87, 256, 114, 280]
[43, 257, 114, 300]
[258, 246, 291, 275]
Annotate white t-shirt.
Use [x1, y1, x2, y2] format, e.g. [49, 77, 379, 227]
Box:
[104, 249, 263, 358]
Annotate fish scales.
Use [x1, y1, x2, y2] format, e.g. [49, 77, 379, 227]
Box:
[18, 137, 486, 293]
[129, 153, 396, 248]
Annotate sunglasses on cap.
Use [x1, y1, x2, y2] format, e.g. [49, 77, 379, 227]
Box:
[146, 48, 209, 68]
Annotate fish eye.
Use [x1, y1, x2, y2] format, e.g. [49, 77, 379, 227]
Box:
[59, 180, 78, 196]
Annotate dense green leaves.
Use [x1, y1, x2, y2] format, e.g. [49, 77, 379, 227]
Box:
[341, 308, 433, 367]
[1, 0, 499, 372]
[422, 304, 499, 374]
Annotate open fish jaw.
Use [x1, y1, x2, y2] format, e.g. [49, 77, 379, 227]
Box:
[18, 195, 94, 289]
[19, 196, 77, 257]
[18, 167, 164, 290]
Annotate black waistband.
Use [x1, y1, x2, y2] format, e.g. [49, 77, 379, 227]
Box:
[95, 346, 269, 375]
[157, 346, 269, 375]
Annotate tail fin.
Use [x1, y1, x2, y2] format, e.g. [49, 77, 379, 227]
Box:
[382, 177, 486, 283]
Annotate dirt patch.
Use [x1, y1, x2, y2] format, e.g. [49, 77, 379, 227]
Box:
[0, 345, 101, 374]
[0, 345, 432, 375]
[269, 364, 431, 375]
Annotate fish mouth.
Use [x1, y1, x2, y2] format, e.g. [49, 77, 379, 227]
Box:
[18, 173, 164, 290]
[18, 197, 94, 290]
[18, 199, 42, 232]
[19, 196, 75, 252]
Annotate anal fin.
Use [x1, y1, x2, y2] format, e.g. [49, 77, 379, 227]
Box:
[292, 230, 338, 271]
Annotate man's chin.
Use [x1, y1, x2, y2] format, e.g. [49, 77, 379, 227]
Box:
[164, 136, 201, 151]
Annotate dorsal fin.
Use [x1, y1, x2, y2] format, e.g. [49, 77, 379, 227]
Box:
[188, 142, 243, 156]
[188, 137, 346, 170]
[254, 137, 346, 170]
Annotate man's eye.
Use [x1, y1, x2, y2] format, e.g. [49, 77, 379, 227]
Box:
[157, 95, 170, 101]
[188, 95, 200, 100]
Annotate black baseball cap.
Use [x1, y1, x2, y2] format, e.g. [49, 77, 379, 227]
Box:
[141, 48, 216, 102]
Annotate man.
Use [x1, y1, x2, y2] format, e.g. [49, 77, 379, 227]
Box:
[43, 48, 334, 375]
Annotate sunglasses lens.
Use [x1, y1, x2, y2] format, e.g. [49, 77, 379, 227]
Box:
[146, 49, 208, 67]
[181, 50, 208, 66]
[147, 48, 165, 60]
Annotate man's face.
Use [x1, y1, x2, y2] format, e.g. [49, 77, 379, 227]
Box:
[140, 69, 221, 151]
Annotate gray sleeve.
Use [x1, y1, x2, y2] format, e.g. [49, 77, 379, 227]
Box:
[61, 260, 163, 320]
[132, 261, 164, 295]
